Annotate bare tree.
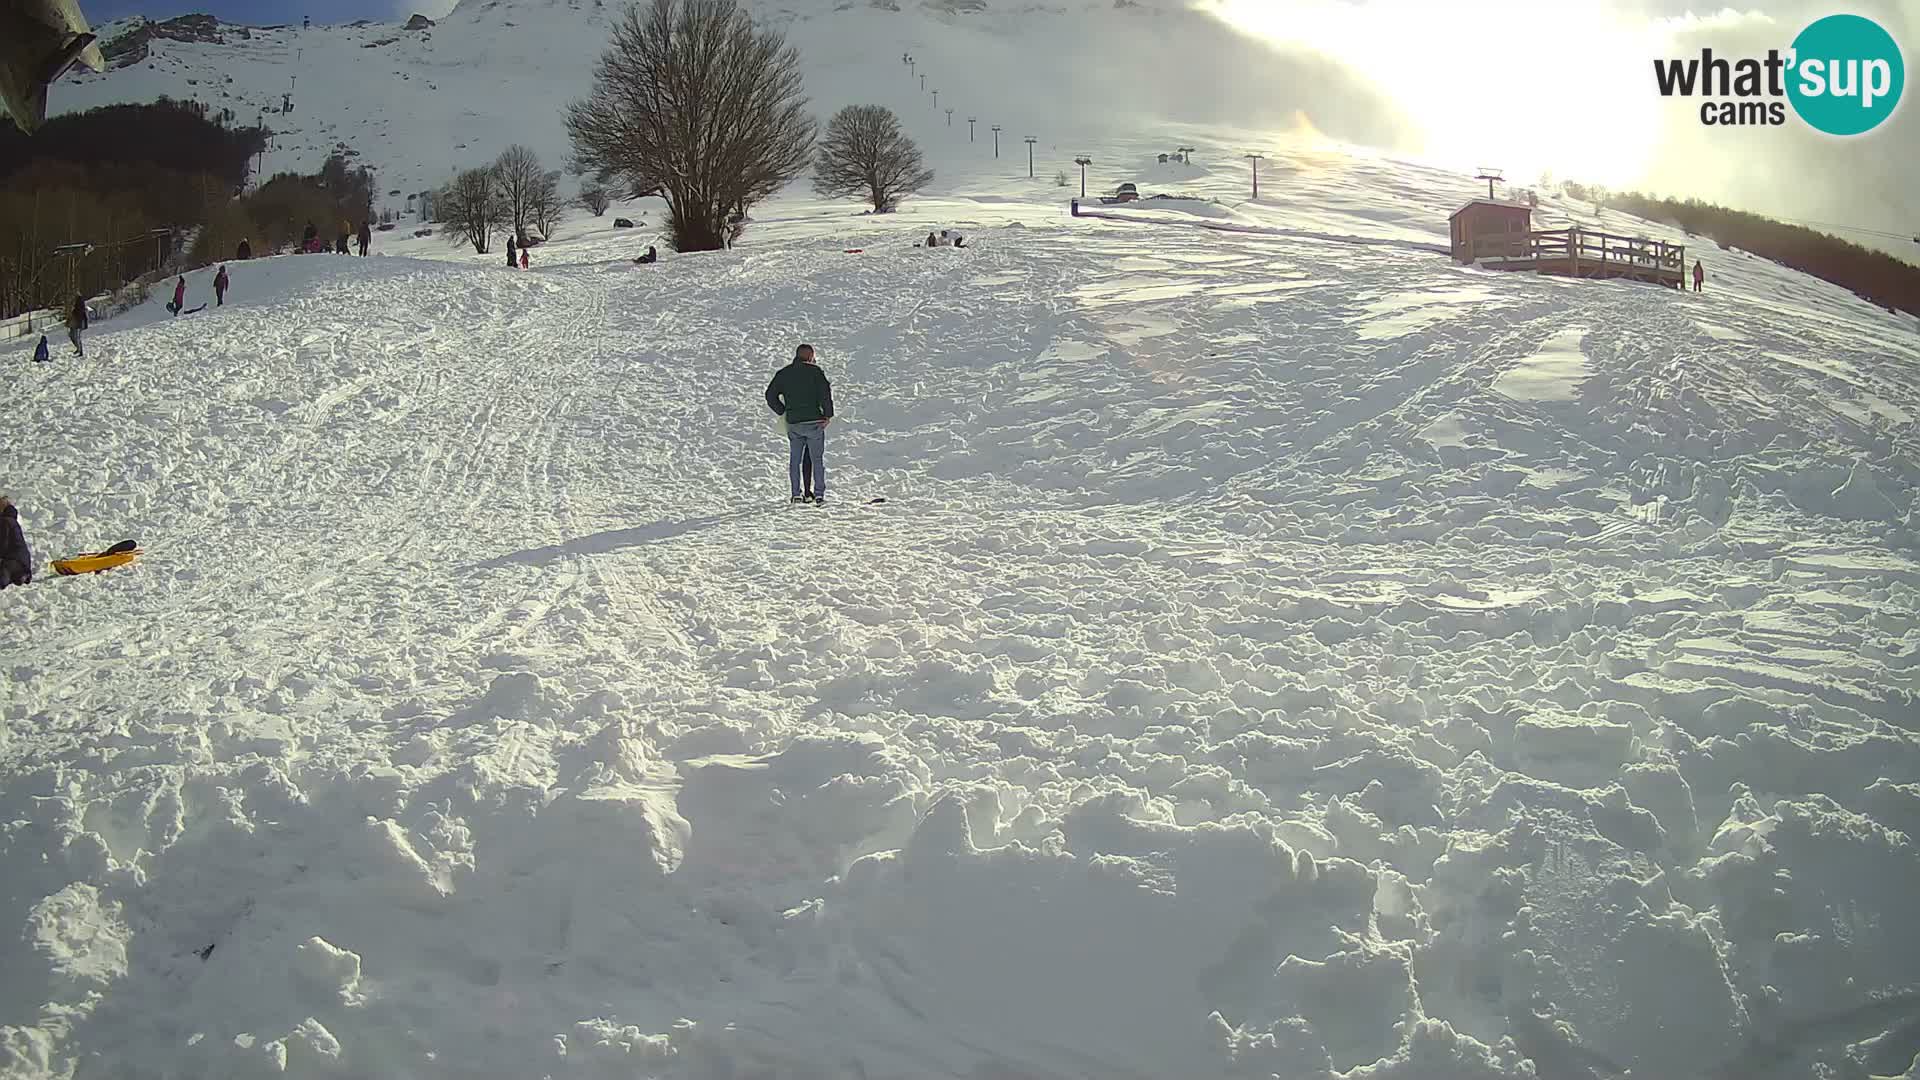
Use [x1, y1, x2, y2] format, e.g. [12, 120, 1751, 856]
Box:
[492, 144, 546, 246]
[578, 183, 612, 216]
[566, 0, 816, 252]
[440, 167, 507, 254]
[528, 169, 564, 239]
[812, 105, 933, 214]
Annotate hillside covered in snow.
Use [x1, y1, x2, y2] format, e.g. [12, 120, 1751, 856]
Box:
[53, 0, 1408, 219]
[8, 1, 1920, 1078]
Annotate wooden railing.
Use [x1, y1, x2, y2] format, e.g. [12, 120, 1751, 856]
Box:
[1470, 228, 1684, 276]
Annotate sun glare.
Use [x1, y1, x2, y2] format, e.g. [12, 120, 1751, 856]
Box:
[1203, 0, 1665, 188]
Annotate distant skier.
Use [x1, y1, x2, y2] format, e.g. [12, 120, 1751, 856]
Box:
[66, 294, 87, 356]
[236, 237, 253, 260]
[634, 245, 658, 265]
[357, 220, 371, 257]
[0, 496, 32, 588]
[765, 343, 835, 504]
[506, 234, 516, 268]
[214, 265, 230, 306]
[335, 220, 350, 255]
[32, 335, 50, 363]
[1692, 260, 1704, 292]
[169, 276, 186, 316]
[925, 231, 938, 247]
[520, 247, 529, 270]
[303, 221, 319, 250]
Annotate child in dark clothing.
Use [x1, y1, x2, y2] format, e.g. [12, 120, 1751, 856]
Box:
[0, 497, 32, 587]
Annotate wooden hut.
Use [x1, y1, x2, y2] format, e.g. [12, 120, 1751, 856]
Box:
[1449, 199, 1533, 263]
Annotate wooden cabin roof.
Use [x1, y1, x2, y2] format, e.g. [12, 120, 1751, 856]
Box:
[1449, 198, 1533, 221]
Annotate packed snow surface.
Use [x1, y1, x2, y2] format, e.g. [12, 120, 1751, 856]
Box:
[10, 6, 1920, 1079]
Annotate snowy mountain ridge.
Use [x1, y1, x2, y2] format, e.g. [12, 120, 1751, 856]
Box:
[55, 0, 1403, 218]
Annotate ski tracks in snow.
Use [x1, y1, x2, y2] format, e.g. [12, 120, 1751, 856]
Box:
[3, 210, 1919, 1080]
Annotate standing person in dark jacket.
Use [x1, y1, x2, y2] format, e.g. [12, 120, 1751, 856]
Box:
[303, 221, 319, 250]
[357, 220, 372, 257]
[237, 237, 253, 260]
[66, 294, 87, 356]
[214, 265, 230, 306]
[506, 234, 516, 268]
[0, 497, 32, 588]
[765, 343, 835, 504]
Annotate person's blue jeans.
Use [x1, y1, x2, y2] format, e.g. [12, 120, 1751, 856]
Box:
[787, 420, 826, 497]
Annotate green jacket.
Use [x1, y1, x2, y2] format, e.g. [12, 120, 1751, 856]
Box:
[766, 360, 834, 424]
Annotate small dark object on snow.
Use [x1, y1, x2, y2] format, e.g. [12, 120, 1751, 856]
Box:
[0, 497, 31, 588]
[613, 218, 636, 229]
[196, 942, 216, 960]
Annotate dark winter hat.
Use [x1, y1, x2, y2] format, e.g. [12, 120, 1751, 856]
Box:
[795, 343, 814, 360]
[0, 496, 13, 516]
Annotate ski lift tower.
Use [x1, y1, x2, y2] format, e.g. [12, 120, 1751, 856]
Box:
[48, 242, 94, 301]
[1476, 167, 1504, 201]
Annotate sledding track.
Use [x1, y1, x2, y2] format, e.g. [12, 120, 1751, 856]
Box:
[2, 169, 1919, 1079]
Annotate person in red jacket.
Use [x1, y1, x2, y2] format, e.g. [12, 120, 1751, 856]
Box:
[519, 248, 529, 270]
[169, 276, 186, 316]
[1692, 260, 1705, 292]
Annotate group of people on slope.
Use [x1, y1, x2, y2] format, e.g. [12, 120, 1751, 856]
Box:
[299, 219, 373, 257]
[36, 262, 236, 361]
[923, 229, 965, 248]
[33, 294, 91, 362]
[505, 235, 532, 270]
[165, 266, 232, 316]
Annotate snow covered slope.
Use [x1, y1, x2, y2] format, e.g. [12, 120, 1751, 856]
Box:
[4, 121, 1920, 1078]
[52, 0, 1408, 219]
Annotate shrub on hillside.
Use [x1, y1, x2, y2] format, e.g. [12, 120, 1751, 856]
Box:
[566, 0, 815, 252]
[812, 105, 932, 214]
[440, 167, 509, 254]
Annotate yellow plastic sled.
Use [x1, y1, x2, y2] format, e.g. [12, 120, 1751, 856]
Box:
[53, 540, 140, 576]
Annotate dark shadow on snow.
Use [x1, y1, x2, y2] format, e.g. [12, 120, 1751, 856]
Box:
[465, 509, 765, 571]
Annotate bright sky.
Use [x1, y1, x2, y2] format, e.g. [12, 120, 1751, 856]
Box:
[1204, 0, 1917, 250]
[1205, 0, 1665, 186]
